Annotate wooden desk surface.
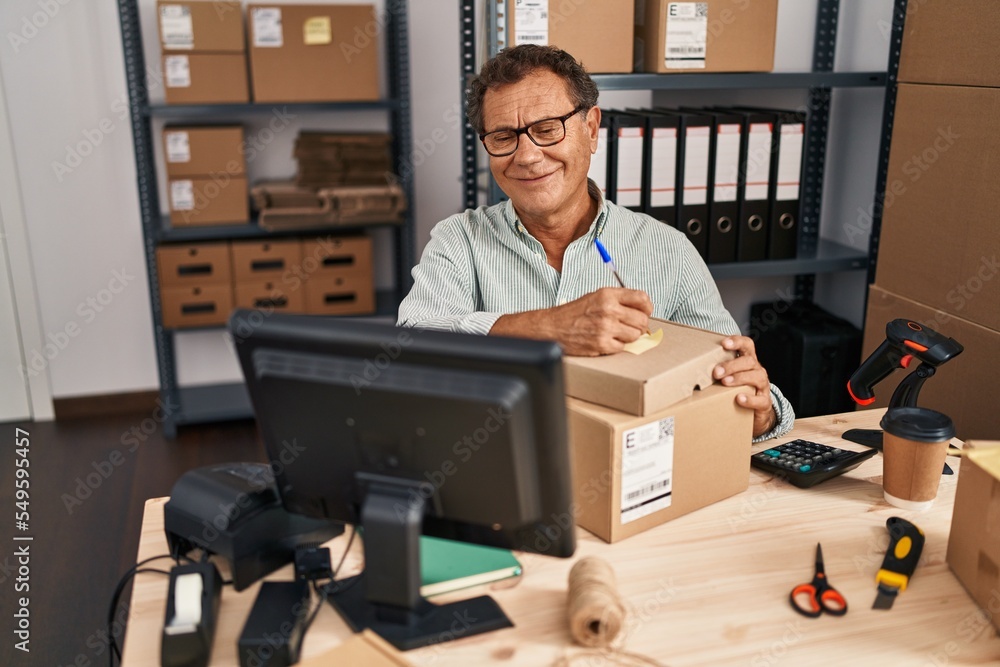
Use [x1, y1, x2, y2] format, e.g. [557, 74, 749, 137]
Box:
[121, 410, 1000, 666]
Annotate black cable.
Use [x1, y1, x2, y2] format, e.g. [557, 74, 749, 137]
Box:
[301, 527, 357, 645]
[107, 554, 181, 667]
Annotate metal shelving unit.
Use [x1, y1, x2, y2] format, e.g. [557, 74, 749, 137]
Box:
[461, 0, 891, 302]
[118, 0, 415, 437]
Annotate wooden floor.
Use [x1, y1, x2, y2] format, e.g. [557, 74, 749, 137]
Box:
[0, 413, 264, 667]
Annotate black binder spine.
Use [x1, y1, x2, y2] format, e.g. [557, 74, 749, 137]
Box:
[628, 109, 679, 226]
[768, 111, 805, 260]
[661, 109, 710, 260]
[733, 110, 774, 262]
[607, 111, 645, 212]
[695, 110, 741, 264]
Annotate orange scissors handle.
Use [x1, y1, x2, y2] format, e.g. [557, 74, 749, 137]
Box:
[790, 544, 849, 618]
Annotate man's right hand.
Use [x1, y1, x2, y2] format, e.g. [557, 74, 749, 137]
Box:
[490, 287, 653, 356]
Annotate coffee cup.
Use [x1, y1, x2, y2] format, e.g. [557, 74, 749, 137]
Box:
[880, 407, 956, 511]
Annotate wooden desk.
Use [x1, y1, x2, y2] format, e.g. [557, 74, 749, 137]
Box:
[121, 410, 1000, 666]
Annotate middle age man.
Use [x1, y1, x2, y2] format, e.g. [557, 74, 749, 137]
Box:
[399, 45, 793, 441]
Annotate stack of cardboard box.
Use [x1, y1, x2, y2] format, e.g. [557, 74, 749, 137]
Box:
[562, 320, 752, 543]
[158, 0, 249, 104]
[861, 1, 1000, 441]
[162, 125, 249, 227]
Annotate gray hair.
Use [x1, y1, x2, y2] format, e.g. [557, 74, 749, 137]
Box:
[466, 44, 599, 135]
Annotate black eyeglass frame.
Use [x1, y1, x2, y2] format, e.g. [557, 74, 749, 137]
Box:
[479, 105, 590, 157]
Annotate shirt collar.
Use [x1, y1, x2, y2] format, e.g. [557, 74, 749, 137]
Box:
[503, 178, 610, 238]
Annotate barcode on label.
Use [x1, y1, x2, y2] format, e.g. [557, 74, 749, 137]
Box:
[519, 34, 547, 41]
[667, 46, 705, 55]
[626, 479, 670, 501]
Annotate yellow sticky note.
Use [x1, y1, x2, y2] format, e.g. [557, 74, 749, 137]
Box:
[623, 328, 663, 355]
[304, 16, 332, 45]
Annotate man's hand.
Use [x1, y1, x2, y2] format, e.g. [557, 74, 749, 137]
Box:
[714, 336, 778, 438]
[491, 288, 652, 356]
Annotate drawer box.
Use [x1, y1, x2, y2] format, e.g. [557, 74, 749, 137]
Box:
[167, 177, 249, 226]
[301, 236, 372, 278]
[233, 280, 306, 313]
[156, 242, 232, 287]
[303, 272, 375, 315]
[161, 284, 234, 328]
[230, 240, 303, 282]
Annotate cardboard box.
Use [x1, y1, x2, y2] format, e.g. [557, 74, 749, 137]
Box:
[563, 319, 733, 416]
[875, 84, 1000, 331]
[861, 285, 1000, 441]
[161, 284, 234, 328]
[303, 272, 375, 315]
[234, 280, 306, 314]
[247, 4, 379, 103]
[898, 0, 1000, 88]
[167, 176, 249, 226]
[946, 441, 1000, 634]
[635, 0, 777, 74]
[230, 240, 303, 282]
[157, 1, 245, 53]
[162, 126, 245, 179]
[568, 383, 752, 543]
[506, 0, 633, 74]
[156, 242, 232, 287]
[162, 53, 250, 105]
[301, 236, 372, 278]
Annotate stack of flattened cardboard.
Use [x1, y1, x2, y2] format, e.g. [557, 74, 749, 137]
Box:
[294, 132, 393, 187]
[562, 320, 753, 543]
[860, 0, 1000, 440]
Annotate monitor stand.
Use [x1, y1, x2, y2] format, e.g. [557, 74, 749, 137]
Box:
[323, 475, 513, 651]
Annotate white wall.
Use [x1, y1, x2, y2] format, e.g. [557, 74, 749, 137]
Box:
[0, 0, 891, 400]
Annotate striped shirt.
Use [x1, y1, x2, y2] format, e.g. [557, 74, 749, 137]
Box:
[398, 182, 793, 441]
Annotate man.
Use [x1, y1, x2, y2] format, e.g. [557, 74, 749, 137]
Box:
[398, 44, 792, 441]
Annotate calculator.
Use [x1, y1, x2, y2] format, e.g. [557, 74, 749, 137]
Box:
[750, 439, 878, 489]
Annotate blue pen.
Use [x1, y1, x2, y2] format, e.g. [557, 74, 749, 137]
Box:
[594, 237, 652, 335]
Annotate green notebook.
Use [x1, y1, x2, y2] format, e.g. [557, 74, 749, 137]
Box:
[419, 535, 522, 597]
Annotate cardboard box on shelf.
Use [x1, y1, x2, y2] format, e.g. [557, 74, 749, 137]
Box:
[247, 4, 379, 103]
[506, 0, 633, 74]
[562, 319, 733, 416]
[301, 236, 372, 278]
[157, 1, 245, 53]
[156, 242, 232, 287]
[161, 283, 234, 329]
[568, 383, 752, 543]
[635, 0, 777, 74]
[861, 285, 1000, 441]
[230, 240, 303, 283]
[946, 440, 1000, 635]
[162, 53, 250, 105]
[234, 280, 306, 314]
[167, 176, 248, 226]
[875, 83, 1000, 332]
[303, 272, 375, 315]
[898, 0, 1000, 88]
[162, 126, 245, 179]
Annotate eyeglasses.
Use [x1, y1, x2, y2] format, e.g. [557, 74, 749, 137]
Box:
[479, 105, 588, 157]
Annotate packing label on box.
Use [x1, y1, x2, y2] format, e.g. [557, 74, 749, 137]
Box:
[170, 180, 195, 211]
[252, 8, 284, 48]
[160, 5, 194, 50]
[164, 55, 191, 88]
[514, 0, 549, 45]
[620, 416, 674, 524]
[165, 131, 191, 163]
[665, 2, 708, 69]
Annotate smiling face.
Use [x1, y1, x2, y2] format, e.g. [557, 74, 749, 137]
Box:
[482, 69, 600, 228]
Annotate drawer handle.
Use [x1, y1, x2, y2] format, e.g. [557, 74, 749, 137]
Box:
[254, 297, 288, 308]
[324, 293, 357, 304]
[322, 256, 355, 267]
[177, 264, 213, 276]
[181, 303, 216, 315]
[251, 259, 285, 271]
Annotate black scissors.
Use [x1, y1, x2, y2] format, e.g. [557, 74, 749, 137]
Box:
[790, 543, 848, 618]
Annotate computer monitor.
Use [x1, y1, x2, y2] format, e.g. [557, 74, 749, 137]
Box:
[230, 310, 576, 650]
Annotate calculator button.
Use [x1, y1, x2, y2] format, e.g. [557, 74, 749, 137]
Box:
[765, 449, 781, 457]
[799, 465, 812, 473]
